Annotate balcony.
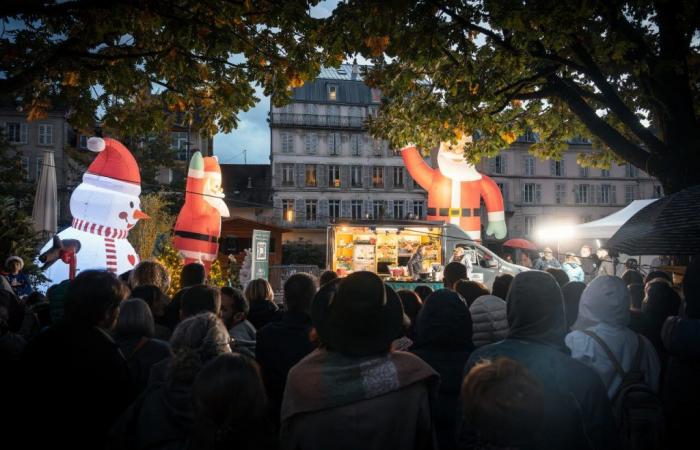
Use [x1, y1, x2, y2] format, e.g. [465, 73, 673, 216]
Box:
[270, 113, 366, 130]
[258, 215, 330, 229]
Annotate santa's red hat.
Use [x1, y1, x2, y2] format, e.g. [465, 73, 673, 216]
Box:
[83, 137, 142, 196]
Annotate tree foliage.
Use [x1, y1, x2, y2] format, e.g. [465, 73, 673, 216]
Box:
[128, 192, 175, 261]
[323, 0, 700, 192]
[282, 239, 325, 267]
[1, 0, 329, 137]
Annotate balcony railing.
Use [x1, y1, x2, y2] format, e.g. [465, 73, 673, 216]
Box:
[270, 113, 366, 130]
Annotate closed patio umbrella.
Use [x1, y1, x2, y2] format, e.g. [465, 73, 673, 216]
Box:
[32, 149, 57, 240]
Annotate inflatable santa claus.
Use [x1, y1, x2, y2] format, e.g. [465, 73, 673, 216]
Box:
[402, 136, 507, 240]
[39, 137, 149, 284]
[173, 152, 229, 274]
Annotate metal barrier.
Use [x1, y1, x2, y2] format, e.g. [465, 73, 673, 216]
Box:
[268, 265, 321, 302]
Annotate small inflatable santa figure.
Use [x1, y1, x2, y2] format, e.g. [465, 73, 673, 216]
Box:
[39, 137, 149, 284]
[402, 136, 507, 240]
[173, 152, 229, 274]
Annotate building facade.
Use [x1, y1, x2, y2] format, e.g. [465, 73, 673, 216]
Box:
[269, 64, 428, 244]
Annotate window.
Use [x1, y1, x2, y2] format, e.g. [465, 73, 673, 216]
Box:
[393, 167, 404, 187]
[38, 124, 53, 145]
[524, 156, 535, 176]
[368, 106, 378, 118]
[329, 133, 341, 155]
[576, 184, 591, 204]
[373, 200, 386, 219]
[522, 183, 540, 204]
[351, 200, 363, 219]
[413, 200, 425, 219]
[329, 165, 341, 188]
[6, 122, 27, 144]
[625, 164, 639, 178]
[372, 166, 384, 188]
[282, 199, 294, 222]
[625, 185, 636, 203]
[371, 88, 381, 103]
[304, 133, 318, 154]
[600, 184, 612, 204]
[351, 135, 362, 156]
[281, 132, 294, 153]
[305, 165, 317, 187]
[555, 183, 566, 204]
[579, 166, 589, 177]
[351, 165, 362, 187]
[491, 155, 507, 175]
[496, 182, 507, 200]
[79, 135, 88, 149]
[393, 200, 404, 219]
[20, 156, 29, 180]
[601, 168, 610, 177]
[327, 84, 338, 101]
[653, 185, 663, 198]
[305, 200, 317, 221]
[36, 157, 43, 179]
[329, 200, 341, 220]
[372, 139, 383, 156]
[524, 216, 537, 237]
[550, 160, 564, 176]
[281, 164, 294, 186]
[171, 131, 189, 160]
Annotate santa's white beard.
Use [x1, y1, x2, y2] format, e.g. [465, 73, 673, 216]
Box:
[437, 153, 482, 181]
[205, 195, 230, 217]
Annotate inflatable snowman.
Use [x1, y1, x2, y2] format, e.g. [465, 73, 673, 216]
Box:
[39, 137, 149, 284]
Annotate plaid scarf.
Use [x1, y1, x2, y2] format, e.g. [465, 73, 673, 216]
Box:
[281, 348, 438, 421]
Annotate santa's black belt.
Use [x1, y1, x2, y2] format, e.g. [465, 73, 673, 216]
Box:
[174, 230, 219, 243]
[428, 207, 481, 217]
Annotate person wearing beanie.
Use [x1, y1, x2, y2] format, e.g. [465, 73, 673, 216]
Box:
[459, 271, 618, 450]
[281, 271, 438, 450]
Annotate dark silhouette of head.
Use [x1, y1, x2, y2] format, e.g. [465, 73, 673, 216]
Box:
[545, 268, 569, 288]
[455, 280, 490, 307]
[283, 273, 317, 314]
[444, 261, 467, 290]
[319, 270, 339, 287]
[414, 285, 433, 302]
[181, 262, 206, 288]
[181, 284, 222, 319]
[220, 287, 248, 329]
[621, 269, 644, 286]
[491, 273, 514, 300]
[64, 270, 130, 329]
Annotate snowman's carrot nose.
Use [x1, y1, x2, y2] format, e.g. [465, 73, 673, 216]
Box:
[133, 210, 150, 220]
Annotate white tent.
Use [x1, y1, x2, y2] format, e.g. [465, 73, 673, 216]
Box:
[575, 199, 658, 239]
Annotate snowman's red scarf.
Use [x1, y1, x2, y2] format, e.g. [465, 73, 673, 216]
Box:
[72, 218, 129, 239]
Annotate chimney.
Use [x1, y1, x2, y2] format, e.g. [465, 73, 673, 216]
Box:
[351, 58, 359, 80]
[247, 176, 253, 189]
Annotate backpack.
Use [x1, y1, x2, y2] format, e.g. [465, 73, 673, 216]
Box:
[582, 331, 665, 450]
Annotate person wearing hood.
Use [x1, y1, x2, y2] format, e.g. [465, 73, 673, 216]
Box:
[642, 280, 680, 377]
[281, 271, 438, 450]
[459, 271, 619, 450]
[562, 253, 585, 282]
[660, 257, 700, 450]
[562, 281, 586, 331]
[411, 289, 474, 450]
[245, 278, 283, 330]
[565, 276, 660, 399]
[469, 295, 508, 348]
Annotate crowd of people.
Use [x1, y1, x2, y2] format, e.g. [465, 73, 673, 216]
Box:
[2, 253, 699, 450]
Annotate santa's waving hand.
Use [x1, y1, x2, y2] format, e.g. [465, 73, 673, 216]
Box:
[401, 139, 507, 241]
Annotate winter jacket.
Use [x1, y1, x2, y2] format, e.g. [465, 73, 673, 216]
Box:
[229, 319, 256, 355]
[469, 295, 508, 348]
[411, 289, 474, 450]
[248, 299, 284, 331]
[566, 276, 660, 398]
[533, 257, 561, 271]
[562, 262, 585, 282]
[115, 336, 172, 394]
[459, 271, 619, 450]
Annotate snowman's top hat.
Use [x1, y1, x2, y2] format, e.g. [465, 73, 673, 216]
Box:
[83, 137, 141, 196]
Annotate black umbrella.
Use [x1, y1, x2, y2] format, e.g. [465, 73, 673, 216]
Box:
[607, 184, 700, 256]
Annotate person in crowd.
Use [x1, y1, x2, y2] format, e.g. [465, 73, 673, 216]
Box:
[256, 273, 316, 425]
[451, 246, 473, 277]
[164, 262, 206, 329]
[644, 270, 672, 286]
[533, 247, 561, 271]
[624, 258, 639, 272]
[519, 251, 533, 268]
[454, 279, 489, 307]
[397, 289, 422, 340]
[470, 294, 508, 348]
[407, 245, 427, 280]
[504, 253, 514, 263]
[459, 270, 619, 450]
[565, 276, 660, 399]
[642, 279, 681, 377]
[461, 357, 544, 450]
[443, 261, 467, 291]
[246, 278, 282, 330]
[650, 255, 670, 270]
[318, 270, 338, 287]
[188, 353, 274, 450]
[562, 281, 586, 330]
[221, 286, 256, 356]
[0, 289, 26, 362]
[410, 289, 473, 450]
[131, 284, 172, 340]
[545, 267, 570, 288]
[25, 291, 52, 331]
[579, 245, 597, 281]
[414, 284, 434, 302]
[596, 248, 615, 277]
[491, 273, 513, 301]
[627, 283, 646, 334]
[20, 270, 132, 449]
[129, 260, 171, 294]
[281, 271, 438, 450]
[562, 252, 585, 282]
[621, 268, 644, 287]
[113, 298, 172, 394]
[4, 256, 32, 298]
[660, 257, 700, 450]
[110, 313, 231, 450]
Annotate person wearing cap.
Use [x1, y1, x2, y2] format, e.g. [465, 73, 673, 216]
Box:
[4, 256, 32, 298]
[280, 271, 439, 450]
[562, 252, 585, 283]
[533, 247, 561, 271]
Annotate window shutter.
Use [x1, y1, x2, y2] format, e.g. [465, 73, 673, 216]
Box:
[273, 197, 282, 217]
[535, 184, 542, 204]
[319, 199, 329, 223]
[363, 166, 371, 188]
[560, 159, 566, 176]
[611, 185, 617, 204]
[520, 183, 526, 203]
[573, 184, 580, 203]
[522, 155, 528, 175]
[384, 167, 390, 190]
[489, 158, 497, 173]
[503, 155, 508, 175]
[295, 164, 304, 187]
[317, 164, 327, 188]
[341, 200, 351, 218]
[595, 185, 602, 204]
[295, 199, 305, 221]
[20, 123, 28, 143]
[274, 164, 283, 187]
[365, 200, 373, 218]
[340, 165, 350, 188]
[503, 182, 509, 202]
[386, 200, 394, 218]
[549, 160, 555, 176]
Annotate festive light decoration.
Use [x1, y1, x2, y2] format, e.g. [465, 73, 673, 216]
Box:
[39, 137, 149, 284]
[401, 137, 507, 240]
[173, 152, 230, 274]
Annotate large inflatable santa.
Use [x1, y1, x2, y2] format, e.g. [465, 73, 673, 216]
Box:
[402, 136, 507, 240]
[173, 151, 229, 274]
[39, 137, 149, 284]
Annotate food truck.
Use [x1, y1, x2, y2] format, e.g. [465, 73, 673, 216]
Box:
[327, 220, 527, 290]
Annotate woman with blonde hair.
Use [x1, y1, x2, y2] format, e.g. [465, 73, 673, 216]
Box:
[245, 278, 282, 330]
[129, 260, 171, 294]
